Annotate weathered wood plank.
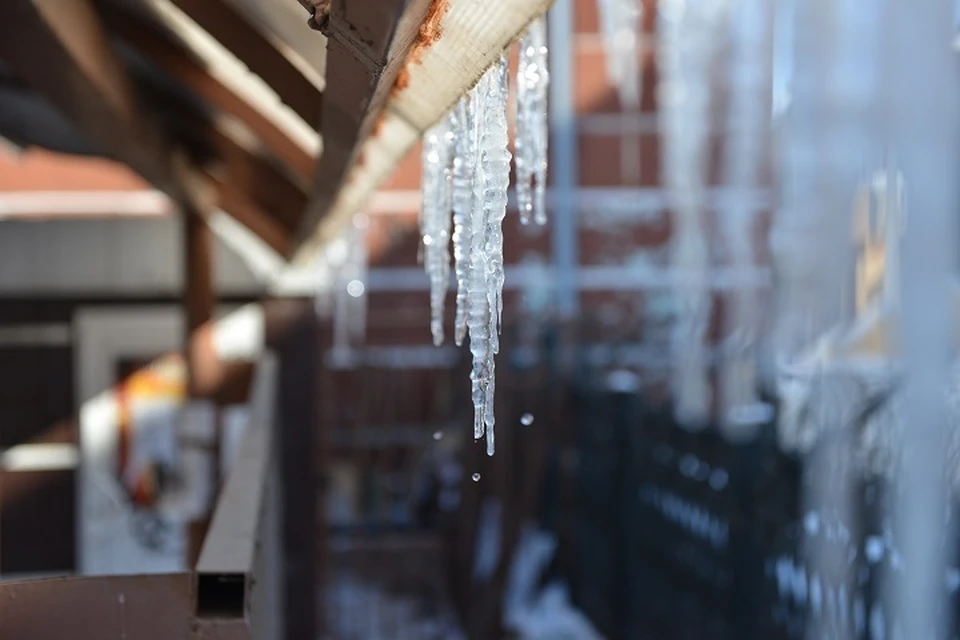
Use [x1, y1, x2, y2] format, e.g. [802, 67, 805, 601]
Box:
[290, 0, 436, 258]
[169, 0, 324, 128]
[0, 573, 193, 640]
[0, 0, 176, 192]
[106, 8, 317, 182]
[266, 300, 320, 640]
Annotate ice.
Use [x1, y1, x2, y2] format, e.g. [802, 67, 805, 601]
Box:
[515, 15, 549, 226]
[332, 217, 368, 352]
[658, 0, 728, 427]
[420, 114, 456, 346]
[451, 95, 478, 347]
[597, 0, 644, 183]
[465, 56, 511, 454]
[718, 0, 771, 434]
[770, 0, 881, 363]
[596, 0, 643, 110]
[420, 40, 548, 456]
[884, 1, 959, 636]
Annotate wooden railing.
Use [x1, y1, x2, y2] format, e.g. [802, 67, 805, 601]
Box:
[0, 354, 280, 640]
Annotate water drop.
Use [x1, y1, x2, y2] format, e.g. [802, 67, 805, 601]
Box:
[433, 430, 443, 441]
[520, 413, 534, 426]
[865, 536, 885, 563]
[803, 511, 821, 536]
[708, 468, 729, 491]
[346, 279, 365, 298]
[472, 473, 481, 482]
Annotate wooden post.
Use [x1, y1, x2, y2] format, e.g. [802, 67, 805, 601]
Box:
[266, 299, 320, 640]
[183, 208, 218, 567]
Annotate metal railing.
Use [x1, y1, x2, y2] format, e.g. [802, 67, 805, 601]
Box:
[0, 354, 280, 640]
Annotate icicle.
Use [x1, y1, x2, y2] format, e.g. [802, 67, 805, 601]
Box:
[658, 0, 727, 427]
[481, 55, 511, 457]
[452, 95, 477, 347]
[597, 0, 644, 184]
[771, 5, 885, 639]
[466, 70, 492, 443]
[331, 237, 350, 355]
[515, 16, 550, 226]
[465, 56, 510, 455]
[596, 0, 643, 110]
[718, 0, 773, 436]
[769, 0, 881, 364]
[884, 0, 959, 635]
[347, 215, 368, 346]
[420, 115, 456, 346]
[332, 217, 368, 354]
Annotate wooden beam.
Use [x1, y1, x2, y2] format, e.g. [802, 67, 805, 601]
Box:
[0, 573, 194, 640]
[266, 300, 320, 640]
[0, 0, 176, 192]
[184, 207, 217, 397]
[218, 0, 327, 83]
[298, 0, 435, 252]
[208, 123, 307, 234]
[183, 201, 219, 567]
[166, 0, 324, 129]
[105, 8, 316, 183]
[214, 179, 295, 256]
[118, 70, 302, 254]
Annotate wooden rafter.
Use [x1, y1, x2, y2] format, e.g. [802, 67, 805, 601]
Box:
[122, 65, 305, 254]
[206, 121, 307, 236]
[167, 0, 324, 128]
[290, 0, 436, 258]
[0, 0, 176, 192]
[213, 0, 327, 83]
[214, 180, 294, 255]
[322, 0, 434, 179]
[104, 7, 317, 183]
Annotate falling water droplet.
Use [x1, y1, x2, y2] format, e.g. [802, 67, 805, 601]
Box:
[472, 473, 481, 482]
[433, 430, 443, 441]
[346, 279, 365, 298]
[520, 413, 534, 426]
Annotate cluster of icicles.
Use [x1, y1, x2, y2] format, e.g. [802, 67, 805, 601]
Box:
[590, 0, 770, 432]
[419, 17, 549, 456]
[595, 0, 774, 433]
[597, 0, 955, 445]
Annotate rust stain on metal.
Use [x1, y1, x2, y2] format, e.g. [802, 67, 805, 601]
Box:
[393, 0, 450, 94]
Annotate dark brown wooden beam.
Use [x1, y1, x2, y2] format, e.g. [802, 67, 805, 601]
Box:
[120, 72, 301, 254]
[105, 8, 317, 183]
[184, 207, 217, 397]
[209, 124, 307, 234]
[293, 0, 436, 256]
[0, 573, 194, 640]
[0, 0, 177, 192]
[266, 299, 320, 640]
[214, 178, 296, 255]
[168, 0, 324, 129]
[183, 202, 219, 567]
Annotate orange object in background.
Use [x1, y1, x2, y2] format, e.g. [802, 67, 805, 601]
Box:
[114, 355, 187, 508]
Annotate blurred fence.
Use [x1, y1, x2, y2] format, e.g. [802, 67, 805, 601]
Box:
[565, 376, 960, 640]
